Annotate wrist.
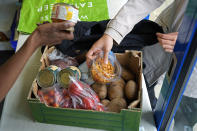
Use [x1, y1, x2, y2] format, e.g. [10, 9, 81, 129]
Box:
[27, 30, 42, 50]
[103, 34, 113, 41]
[103, 33, 118, 46]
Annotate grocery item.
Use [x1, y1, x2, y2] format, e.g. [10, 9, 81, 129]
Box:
[68, 77, 104, 111]
[110, 78, 125, 87]
[78, 62, 94, 85]
[91, 83, 107, 100]
[48, 49, 78, 69]
[38, 85, 64, 108]
[107, 98, 127, 113]
[36, 65, 59, 88]
[61, 88, 73, 108]
[121, 67, 135, 81]
[51, 3, 79, 31]
[57, 66, 81, 88]
[108, 83, 124, 100]
[125, 80, 138, 100]
[90, 51, 121, 83]
[101, 99, 110, 107]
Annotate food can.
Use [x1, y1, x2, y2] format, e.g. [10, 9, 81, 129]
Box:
[57, 66, 81, 88]
[51, 3, 78, 31]
[36, 65, 59, 88]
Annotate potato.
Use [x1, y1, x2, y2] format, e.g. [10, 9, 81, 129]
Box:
[110, 78, 125, 87]
[121, 67, 135, 81]
[91, 83, 107, 99]
[101, 99, 110, 107]
[125, 80, 138, 100]
[107, 98, 127, 113]
[108, 84, 124, 100]
[128, 99, 140, 109]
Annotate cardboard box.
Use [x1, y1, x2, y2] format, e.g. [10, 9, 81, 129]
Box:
[27, 46, 142, 131]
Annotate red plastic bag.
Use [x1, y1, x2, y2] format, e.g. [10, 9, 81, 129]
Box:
[68, 77, 104, 111]
[38, 85, 65, 108]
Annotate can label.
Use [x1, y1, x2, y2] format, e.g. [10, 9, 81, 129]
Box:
[52, 4, 78, 23]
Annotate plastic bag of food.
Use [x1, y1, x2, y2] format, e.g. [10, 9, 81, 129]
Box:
[48, 49, 78, 69]
[78, 62, 94, 85]
[37, 85, 65, 108]
[68, 77, 104, 111]
[90, 51, 122, 83]
[60, 88, 73, 108]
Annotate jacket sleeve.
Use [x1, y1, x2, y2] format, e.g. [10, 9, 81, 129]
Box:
[105, 0, 165, 44]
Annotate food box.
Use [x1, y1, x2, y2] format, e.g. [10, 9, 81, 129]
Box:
[27, 46, 143, 131]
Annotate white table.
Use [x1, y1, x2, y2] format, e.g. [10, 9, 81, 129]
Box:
[0, 0, 157, 130]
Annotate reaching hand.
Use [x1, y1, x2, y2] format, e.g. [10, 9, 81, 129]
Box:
[86, 34, 113, 66]
[156, 32, 178, 53]
[31, 21, 75, 48]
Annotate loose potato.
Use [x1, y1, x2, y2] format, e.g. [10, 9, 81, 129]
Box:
[91, 83, 107, 99]
[121, 67, 135, 81]
[101, 99, 110, 107]
[110, 78, 125, 87]
[125, 80, 138, 100]
[107, 98, 127, 113]
[108, 84, 124, 100]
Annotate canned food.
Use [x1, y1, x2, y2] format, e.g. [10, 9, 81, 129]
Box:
[36, 65, 59, 88]
[57, 66, 81, 88]
[51, 3, 79, 31]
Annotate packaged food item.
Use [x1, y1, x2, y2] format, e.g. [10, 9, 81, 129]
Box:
[51, 3, 79, 31]
[60, 88, 73, 108]
[68, 77, 104, 111]
[38, 85, 64, 108]
[57, 66, 81, 88]
[48, 49, 78, 69]
[78, 62, 94, 85]
[36, 65, 59, 88]
[90, 51, 122, 83]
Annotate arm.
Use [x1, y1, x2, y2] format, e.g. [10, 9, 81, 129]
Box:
[105, 0, 165, 44]
[0, 22, 74, 101]
[86, 0, 165, 64]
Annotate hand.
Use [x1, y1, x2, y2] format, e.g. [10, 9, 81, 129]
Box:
[30, 21, 75, 48]
[156, 32, 178, 53]
[86, 34, 113, 66]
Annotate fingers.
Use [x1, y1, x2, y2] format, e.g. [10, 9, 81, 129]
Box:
[156, 32, 178, 41]
[86, 49, 96, 67]
[157, 37, 175, 46]
[58, 31, 74, 40]
[55, 22, 75, 31]
[157, 32, 179, 53]
[86, 47, 102, 67]
[162, 45, 174, 52]
[103, 50, 109, 64]
[52, 40, 62, 45]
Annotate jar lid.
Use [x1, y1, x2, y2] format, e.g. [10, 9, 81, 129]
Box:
[36, 69, 55, 88]
[57, 69, 74, 88]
